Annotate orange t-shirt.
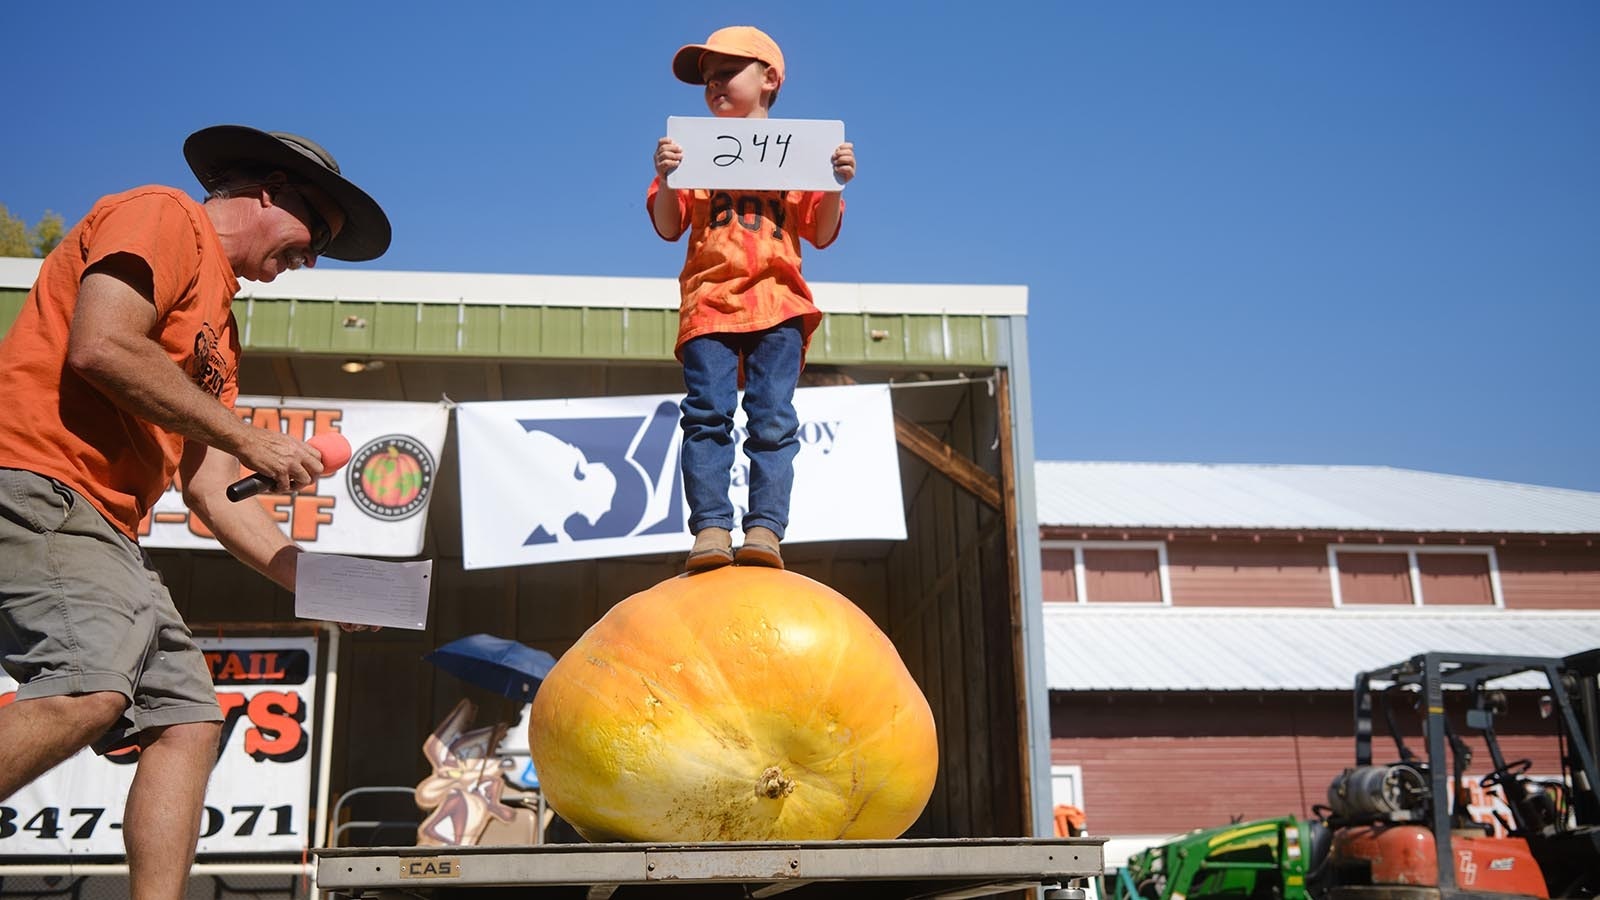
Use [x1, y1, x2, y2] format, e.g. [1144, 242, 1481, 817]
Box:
[647, 178, 842, 358]
[0, 186, 242, 540]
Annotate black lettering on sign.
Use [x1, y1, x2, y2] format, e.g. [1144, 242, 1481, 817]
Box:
[713, 135, 743, 167]
[399, 857, 462, 879]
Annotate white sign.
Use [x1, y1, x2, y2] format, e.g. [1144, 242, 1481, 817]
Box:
[0, 636, 320, 857]
[139, 396, 449, 557]
[666, 116, 845, 192]
[456, 383, 905, 569]
[296, 553, 434, 630]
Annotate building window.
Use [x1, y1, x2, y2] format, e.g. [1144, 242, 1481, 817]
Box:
[1336, 552, 1414, 605]
[1328, 546, 1502, 607]
[1418, 553, 1496, 606]
[1042, 548, 1078, 602]
[1051, 764, 1084, 810]
[1042, 542, 1172, 604]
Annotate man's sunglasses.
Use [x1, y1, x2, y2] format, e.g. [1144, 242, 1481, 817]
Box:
[275, 185, 333, 256]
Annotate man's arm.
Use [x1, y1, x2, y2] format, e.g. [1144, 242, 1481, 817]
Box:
[180, 440, 300, 590]
[67, 257, 322, 491]
[182, 439, 377, 633]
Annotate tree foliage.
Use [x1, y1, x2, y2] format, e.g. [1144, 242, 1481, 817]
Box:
[0, 203, 67, 258]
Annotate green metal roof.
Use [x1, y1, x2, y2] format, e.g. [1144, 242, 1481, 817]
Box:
[1, 262, 1021, 367]
[235, 297, 1001, 365]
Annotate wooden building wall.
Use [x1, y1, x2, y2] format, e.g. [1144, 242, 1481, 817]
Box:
[1499, 546, 1600, 609]
[1050, 692, 1572, 835]
[886, 379, 1026, 838]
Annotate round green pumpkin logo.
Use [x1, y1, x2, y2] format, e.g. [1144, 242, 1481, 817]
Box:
[348, 435, 434, 521]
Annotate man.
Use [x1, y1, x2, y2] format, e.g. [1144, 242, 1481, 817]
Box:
[0, 125, 390, 897]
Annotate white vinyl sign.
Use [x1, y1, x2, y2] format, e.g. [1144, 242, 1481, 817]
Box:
[0, 637, 320, 857]
[665, 116, 845, 191]
[456, 383, 905, 569]
[139, 396, 449, 557]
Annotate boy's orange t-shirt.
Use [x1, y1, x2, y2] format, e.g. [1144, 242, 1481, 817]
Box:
[647, 178, 842, 358]
[0, 186, 242, 540]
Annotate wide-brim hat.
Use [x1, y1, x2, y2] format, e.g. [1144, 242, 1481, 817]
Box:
[183, 125, 391, 262]
[672, 26, 785, 86]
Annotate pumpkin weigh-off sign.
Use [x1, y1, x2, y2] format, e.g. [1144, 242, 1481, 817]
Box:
[528, 567, 937, 842]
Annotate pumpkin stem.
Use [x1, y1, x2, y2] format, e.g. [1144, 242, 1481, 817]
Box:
[756, 766, 796, 799]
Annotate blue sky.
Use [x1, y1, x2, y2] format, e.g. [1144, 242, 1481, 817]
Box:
[5, 1, 1596, 491]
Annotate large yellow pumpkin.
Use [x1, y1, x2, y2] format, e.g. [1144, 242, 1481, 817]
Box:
[527, 566, 937, 842]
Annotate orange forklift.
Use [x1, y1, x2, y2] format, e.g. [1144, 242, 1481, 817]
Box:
[1319, 650, 1600, 900]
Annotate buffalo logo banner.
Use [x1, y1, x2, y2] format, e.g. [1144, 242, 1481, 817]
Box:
[139, 396, 450, 557]
[0, 637, 320, 857]
[456, 383, 907, 569]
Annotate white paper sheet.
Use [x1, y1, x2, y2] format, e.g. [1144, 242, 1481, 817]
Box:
[294, 552, 433, 630]
[665, 116, 845, 191]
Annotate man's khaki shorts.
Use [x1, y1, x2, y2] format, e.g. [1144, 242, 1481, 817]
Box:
[0, 468, 220, 753]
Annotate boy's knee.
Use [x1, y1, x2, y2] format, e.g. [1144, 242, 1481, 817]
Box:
[746, 420, 798, 446]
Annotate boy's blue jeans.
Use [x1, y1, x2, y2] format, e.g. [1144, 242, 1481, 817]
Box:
[679, 319, 803, 539]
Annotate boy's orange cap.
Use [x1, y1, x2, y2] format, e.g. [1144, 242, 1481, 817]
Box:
[672, 26, 785, 86]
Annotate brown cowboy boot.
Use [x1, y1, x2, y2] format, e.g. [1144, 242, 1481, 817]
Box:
[734, 526, 783, 569]
[685, 527, 733, 573]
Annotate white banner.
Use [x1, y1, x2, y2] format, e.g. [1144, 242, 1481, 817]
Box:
[0, 636, 320, 857]
[140, 396, 449, 557]
[457, 384, 905, 569]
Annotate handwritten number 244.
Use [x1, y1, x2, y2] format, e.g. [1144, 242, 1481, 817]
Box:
[714, 134, 792, 168]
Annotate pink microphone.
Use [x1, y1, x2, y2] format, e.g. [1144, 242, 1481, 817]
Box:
[226, 432, 353, 502]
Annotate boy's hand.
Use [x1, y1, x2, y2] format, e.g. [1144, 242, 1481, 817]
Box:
[832, 142, 856, 186]
[655, 137, 683, 180]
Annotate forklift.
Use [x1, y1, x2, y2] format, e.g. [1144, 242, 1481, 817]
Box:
[1321, 650, 1600, 900]
[1110, 650, 1600, 900]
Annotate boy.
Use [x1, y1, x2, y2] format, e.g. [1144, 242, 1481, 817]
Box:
[649, 25, 855, 573]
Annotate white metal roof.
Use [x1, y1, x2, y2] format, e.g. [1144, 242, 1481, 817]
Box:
[1036, 461, 1600, 534]
[0, 256, 1028, 316]
[1042, 606, 1600, 691]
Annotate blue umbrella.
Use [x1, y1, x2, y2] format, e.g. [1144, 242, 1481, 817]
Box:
[423, 634, 558, 703]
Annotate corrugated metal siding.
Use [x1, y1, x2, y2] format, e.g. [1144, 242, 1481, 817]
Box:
[1036, 461, 1600, 534]
[0, 259, 1012, 366]
[0, 288, 23, 331]
[226, 296, 1001, 365]
[1041, 606, 1600, 691]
